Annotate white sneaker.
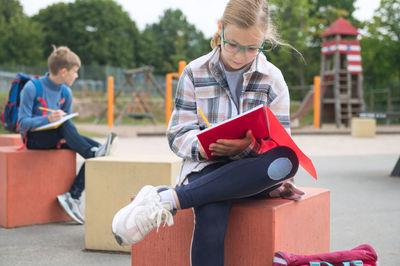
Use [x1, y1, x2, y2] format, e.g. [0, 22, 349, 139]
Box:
[57, 192, 84, 224]
[111, 185, 175, 245]
[95, 132, 118, 157]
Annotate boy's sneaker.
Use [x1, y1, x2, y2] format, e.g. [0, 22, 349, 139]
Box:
[95, 132, 118, 157]
[111, 185, 175, 246]
[57, 192, 85, 225]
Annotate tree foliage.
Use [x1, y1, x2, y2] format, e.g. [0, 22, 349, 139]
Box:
[139, 9, 210, 74]
[361, 0, 400, 91]
[266, 0, 358, 88]
[0, 0, 398, 98]
[32, 0, 140, 68]
[0, 0, 45, 65]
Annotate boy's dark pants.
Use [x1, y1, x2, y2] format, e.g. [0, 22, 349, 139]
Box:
[26, 120, 99, 199]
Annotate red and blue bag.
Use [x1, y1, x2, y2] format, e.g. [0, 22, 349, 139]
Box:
[273, 244, 378, 266]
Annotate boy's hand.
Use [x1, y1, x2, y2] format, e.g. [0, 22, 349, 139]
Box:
[209, 130, 254, 157]
[47, 110, 66, 123]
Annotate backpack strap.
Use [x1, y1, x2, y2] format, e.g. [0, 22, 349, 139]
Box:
[31, 78, 48, 117]
[17, 77, 45, 151]
[59, 84, 69, 108]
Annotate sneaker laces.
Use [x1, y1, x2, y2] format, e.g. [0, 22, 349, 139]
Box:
[138, 199, 174, 235]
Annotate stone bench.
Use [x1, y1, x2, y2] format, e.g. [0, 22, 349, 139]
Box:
[351, 118, 376, 137]
[0, 146, 76, 228]
[0, 134, 23, 146]
[131, 187, 330, 266]
[84, 154, 181, 252]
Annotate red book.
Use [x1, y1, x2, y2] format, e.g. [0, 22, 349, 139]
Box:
[197, 105, 269, 159]
[196, 104, 317, 180]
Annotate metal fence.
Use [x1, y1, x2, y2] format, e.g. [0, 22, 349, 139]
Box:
[0, 65, 167, 95]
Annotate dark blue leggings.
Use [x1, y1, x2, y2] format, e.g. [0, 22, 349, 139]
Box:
[26, 120, 99, 199]
[175, 146, 298, 266]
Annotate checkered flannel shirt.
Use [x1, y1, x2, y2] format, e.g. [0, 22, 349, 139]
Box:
[167, 47, 291, 185]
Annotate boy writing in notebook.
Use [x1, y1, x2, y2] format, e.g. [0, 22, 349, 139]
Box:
[18, 45, 117, 224]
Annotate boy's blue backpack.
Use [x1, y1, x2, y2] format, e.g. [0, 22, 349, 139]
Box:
[1, 73, 42, 132]
[1, 73, 69, 133]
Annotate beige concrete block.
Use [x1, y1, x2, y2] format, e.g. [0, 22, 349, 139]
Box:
[351, 118, 376, 138]
[85, 154, 181, 252]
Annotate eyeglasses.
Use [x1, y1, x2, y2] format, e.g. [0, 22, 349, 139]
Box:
[222, 25, 265, 57]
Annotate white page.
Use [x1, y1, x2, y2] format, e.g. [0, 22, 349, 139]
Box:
[32, 112, 79, 131]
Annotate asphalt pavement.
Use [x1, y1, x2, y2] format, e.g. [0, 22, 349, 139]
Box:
[1, 130, 399, 265]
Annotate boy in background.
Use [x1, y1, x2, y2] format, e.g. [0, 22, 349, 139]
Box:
[18, 46, 117, 224]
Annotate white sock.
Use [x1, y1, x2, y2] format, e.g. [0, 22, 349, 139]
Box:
[159, 189, 177, 210]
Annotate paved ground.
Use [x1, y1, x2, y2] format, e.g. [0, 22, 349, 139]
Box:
[1, 128, 399, 265]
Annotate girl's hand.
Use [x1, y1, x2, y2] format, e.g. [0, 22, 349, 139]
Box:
[198, 141, 208, 159]
[269, 182, 305, 201]
[209, 130, 254, 157]
[47, 110, 66, 123]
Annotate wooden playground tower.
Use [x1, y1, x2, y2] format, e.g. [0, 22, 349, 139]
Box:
[319, 17, 365, 127]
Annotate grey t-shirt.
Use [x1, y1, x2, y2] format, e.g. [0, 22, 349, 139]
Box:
[220, 61, 251, 109]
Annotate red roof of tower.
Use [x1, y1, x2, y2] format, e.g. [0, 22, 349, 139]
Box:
[321, 17, 359, 37]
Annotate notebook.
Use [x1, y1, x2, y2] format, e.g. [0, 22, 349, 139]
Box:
[197, 104, 269, 159]
[31, 112, 79, 132]
[196, 104, 317, 179]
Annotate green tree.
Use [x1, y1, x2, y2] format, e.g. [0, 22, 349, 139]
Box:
[267, 0, 316, 88]
[32, 0, 140, 68]
[1, 0, 23, 23]
[141, 9, 210, 74]
[362, 0, 400, 92]
[0, 0, 45, 65]
[267, 0, 359, 88]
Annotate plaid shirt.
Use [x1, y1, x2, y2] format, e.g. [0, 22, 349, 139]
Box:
[167, 47, 291, 185]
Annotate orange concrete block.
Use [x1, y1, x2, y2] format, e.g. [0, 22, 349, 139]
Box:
[0, 146, 76, 228]
[131, 187, 330, 266]
[0, 134, 23, 146]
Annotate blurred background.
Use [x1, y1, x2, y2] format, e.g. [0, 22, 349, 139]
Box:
[0, 0, 398, 127]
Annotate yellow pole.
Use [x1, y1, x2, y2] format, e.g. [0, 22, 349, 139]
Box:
[107, 76, 114, 128]
[313, 76, 320, 129]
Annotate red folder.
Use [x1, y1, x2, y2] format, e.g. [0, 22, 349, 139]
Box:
[196, 105, 317, 180]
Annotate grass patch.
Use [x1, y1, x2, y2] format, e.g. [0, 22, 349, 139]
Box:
[77, 129, 104, 138]
[0, 127, 14, 135]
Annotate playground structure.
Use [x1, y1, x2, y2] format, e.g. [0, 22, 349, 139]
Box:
[291, 18, 366, 128]
[319, 17, 365, 127]
[98, 19, 397, 130]
[96, 66, 164, 125]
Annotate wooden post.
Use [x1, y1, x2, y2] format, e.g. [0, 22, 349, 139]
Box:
[107, 76, 114, 128]
[346, 71, 352, 125]
[319, 38, 326, 128]
[313, 76, 320, 129]
[370, 89, 375, 113]
[333, 35, 341, 128]
[358, 74, 365, 112]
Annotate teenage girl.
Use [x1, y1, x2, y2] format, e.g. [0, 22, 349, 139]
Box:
[112, 1, 304, 265]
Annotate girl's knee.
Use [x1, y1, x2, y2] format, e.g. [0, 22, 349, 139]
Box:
[261, 146, 299, 181]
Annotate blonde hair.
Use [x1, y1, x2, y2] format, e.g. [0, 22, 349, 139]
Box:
[48, 45, 81, 75]
[210, 0, 280, 50]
